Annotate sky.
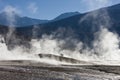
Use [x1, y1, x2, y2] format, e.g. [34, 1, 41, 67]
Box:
[0, 0, 120, 20]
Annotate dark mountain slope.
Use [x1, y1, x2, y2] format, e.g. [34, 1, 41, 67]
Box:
[53, 12, 80, 21]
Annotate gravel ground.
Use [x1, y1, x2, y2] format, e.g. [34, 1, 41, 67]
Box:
[0, 61, 120, 80]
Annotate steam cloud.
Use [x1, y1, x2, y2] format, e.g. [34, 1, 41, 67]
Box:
[0, 6, 38, 61]
[0, 1, 120, 65]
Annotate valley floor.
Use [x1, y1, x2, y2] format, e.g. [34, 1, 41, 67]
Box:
[0, 61, 120, 80]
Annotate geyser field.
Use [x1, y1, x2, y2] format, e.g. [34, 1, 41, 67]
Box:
[0, 0, 120, 80]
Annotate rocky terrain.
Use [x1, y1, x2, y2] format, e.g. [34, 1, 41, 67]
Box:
[0, 60, 120, 80]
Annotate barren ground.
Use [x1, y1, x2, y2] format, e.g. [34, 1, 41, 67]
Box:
[0, 60, 120, 80]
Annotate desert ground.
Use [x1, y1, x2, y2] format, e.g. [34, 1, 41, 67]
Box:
[0, 60, 120, 80]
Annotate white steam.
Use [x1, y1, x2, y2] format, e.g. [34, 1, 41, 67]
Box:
[93, 28, 120, 61]
[79, 0, 120, 64]
[31, 35, 60, 56]
[0, 2, 120, 65]
[30, 27, 120, 65]
[0, 6, 38, 61]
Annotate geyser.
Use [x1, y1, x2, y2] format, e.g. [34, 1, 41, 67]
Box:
[0, 1, 120, 65]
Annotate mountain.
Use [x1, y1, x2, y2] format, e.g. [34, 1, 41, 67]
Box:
[0, 4, 120, 49]
[0, 12, 49, 27]
[0, 11, 80, 27]
[53, 12, 80, 21]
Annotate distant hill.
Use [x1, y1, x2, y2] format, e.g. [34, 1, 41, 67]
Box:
[0, 12, 49, 27]
[53, 12, 80, 21]
[0, 11, 80, 27]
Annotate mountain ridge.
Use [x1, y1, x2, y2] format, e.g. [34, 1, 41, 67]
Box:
[0, 11, 81, 27]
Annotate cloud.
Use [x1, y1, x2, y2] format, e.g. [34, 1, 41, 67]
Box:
[2, 5, 21, 14]
[28, 2, 38, 14]
[81, 0, 111, 11]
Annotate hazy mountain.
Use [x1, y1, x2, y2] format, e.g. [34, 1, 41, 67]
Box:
[53, 12, 80, 21]
[0, 11, 80, 27]
[0, 12, 49, 27]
